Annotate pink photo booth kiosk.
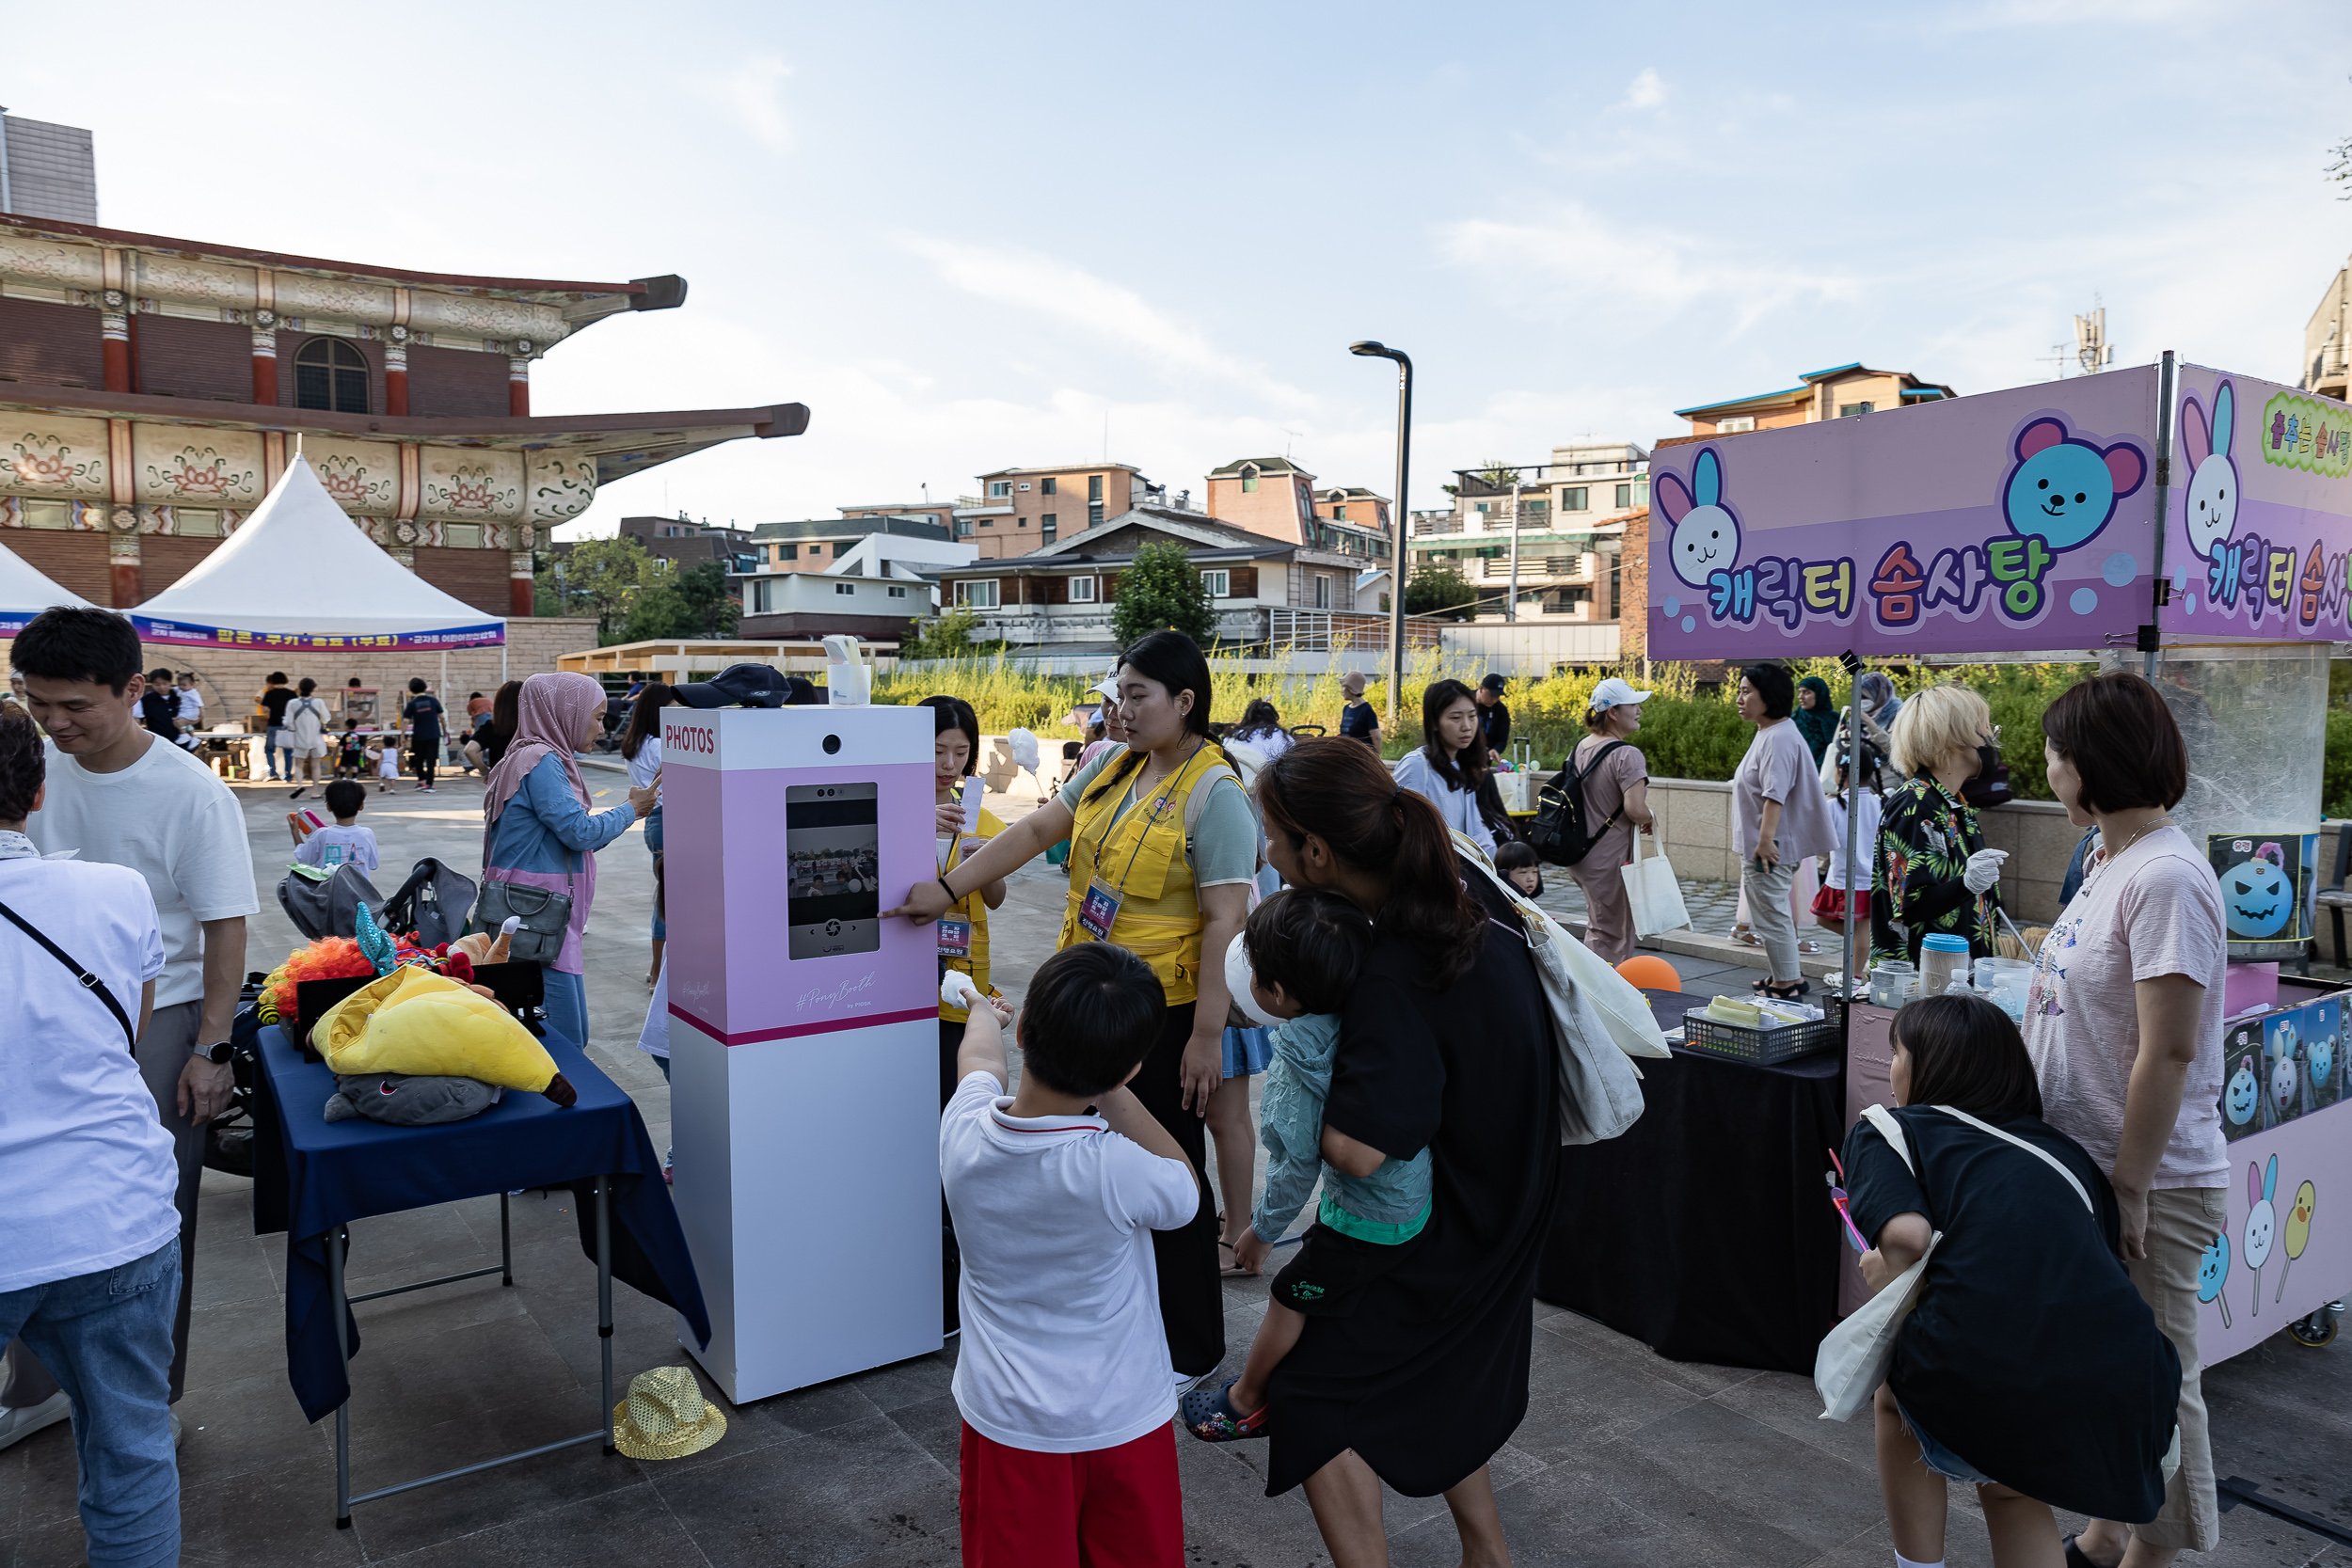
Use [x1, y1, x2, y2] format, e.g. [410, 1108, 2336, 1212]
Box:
[658, 703, 941, 1402]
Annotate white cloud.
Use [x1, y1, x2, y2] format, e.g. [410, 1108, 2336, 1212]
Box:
[717, 55, 794, 155]
[1617, 68, 1666, 111]
[899, 235, 1312, 407]
[1438, 203, 1862, 329]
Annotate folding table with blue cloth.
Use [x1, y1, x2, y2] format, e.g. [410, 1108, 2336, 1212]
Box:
[245, 975, 709, 1527]
[1536, 988, 1844, 1373]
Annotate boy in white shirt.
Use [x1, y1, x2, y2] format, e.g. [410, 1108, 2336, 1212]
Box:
[942, 942, 1199, 1568]
[292, 780, 380, 873]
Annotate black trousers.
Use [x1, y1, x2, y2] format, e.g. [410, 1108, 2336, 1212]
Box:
[1129, 1001, 1225, 1377]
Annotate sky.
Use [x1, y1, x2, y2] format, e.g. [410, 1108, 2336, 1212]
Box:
[15, 0, 2352, 539]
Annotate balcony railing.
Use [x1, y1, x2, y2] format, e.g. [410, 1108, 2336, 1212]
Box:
[1266, 608, 1441, 653]
[1479, 556, 1591, 582]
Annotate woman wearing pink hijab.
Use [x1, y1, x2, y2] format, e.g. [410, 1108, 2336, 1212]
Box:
[482, 673, 658, 1047]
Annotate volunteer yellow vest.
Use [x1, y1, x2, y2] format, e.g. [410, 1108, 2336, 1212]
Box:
[940, 806, 1005, 1024]
[1057, 745, 1237, 1006]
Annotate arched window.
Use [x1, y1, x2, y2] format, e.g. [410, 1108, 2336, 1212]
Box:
[294, 338, 370, 414]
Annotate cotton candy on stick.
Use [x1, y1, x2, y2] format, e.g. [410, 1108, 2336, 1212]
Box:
[2279, 1180, 2316, 1302]
[941, 972, 981, 1012]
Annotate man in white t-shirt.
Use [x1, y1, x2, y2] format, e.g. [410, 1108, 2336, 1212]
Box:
[0, 708, 183, 1563]
[942, 943, 1200, 1568]
[12, 608, 259, 1418]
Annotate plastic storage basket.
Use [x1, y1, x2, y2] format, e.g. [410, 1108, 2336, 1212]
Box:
[1680, 996, 1844, 1066]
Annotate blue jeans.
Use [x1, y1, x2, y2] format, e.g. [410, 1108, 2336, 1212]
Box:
[265, 726, 289, 779]
[645, 806, 666, 942]
[0, 1241, 182, 1567]
[543, 967, 589, 1050]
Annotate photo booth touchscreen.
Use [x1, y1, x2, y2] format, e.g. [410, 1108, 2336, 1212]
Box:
[786, 783, 881, 958]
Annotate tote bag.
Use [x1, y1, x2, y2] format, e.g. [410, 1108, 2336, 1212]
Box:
[1453, 833, 1665, 1148]
[1816, 1103, 1942, 1421]
[1621, 830, 1692, 938]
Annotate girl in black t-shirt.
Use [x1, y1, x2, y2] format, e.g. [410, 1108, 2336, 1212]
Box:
[1847, 995, 2180, 1566]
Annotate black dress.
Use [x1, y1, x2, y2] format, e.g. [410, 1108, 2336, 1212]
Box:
[1263, 863, 1558, 1497]
[1844, 1106, 2179, 1522]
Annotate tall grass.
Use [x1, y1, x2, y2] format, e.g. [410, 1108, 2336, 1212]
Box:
[874, 650, 2200, 803]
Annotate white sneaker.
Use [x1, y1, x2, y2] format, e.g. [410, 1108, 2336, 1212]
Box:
[0, 1391, 70, 1451]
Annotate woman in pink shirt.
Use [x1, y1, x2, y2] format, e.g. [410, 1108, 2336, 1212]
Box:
[2023, 673, 2226, 1568]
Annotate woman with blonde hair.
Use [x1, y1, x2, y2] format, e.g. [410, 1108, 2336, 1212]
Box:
[1873, 682, 2008, 967]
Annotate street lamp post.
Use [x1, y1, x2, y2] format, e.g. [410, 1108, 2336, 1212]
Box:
[1349, 341, 1412, 730]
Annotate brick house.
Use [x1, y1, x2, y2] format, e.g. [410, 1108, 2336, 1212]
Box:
[1676, 362, 1956, 437]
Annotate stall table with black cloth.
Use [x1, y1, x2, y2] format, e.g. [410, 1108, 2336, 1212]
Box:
[247, 1023, 709, 1527]
[1536, 990, 1843, 1372]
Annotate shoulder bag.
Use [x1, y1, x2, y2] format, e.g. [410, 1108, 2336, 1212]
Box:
[472, 817, 576, 967]
[1815, 1104, 2095, 1420]
[1454, 832, 1666, 1148]
[0, 897, 136, 1052]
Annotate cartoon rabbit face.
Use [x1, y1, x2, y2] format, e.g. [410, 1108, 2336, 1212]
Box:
[2181, 382, 2239, 562]
[2001, 417, 2148, 553]
[2245, 1156, 2279, 1270]
[2225, 1054, 2260, 1125]
[1656, 448, 1740, 590]
[2197, 1230, 2230, 1301]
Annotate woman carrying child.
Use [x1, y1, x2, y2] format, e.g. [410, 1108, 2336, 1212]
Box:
[888, 629, 1252, 1383]
[1846, 993, 2180, 1568]
[1181, 887, 1427, 1446]
[1236, 737, 1558, 1565]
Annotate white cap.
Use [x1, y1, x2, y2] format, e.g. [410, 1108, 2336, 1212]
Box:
[1588, 676, 1654, 714]
[1088, 667, 1120, 700]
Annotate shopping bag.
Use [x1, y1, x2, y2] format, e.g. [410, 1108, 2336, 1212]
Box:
[1816, 1104, 1942, 1420]
[1621, 831, 1692, 938]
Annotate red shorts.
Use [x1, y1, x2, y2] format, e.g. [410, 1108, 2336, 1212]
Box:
[959, 1419, 1183, 1568]
[1811, 886, 1858, 920]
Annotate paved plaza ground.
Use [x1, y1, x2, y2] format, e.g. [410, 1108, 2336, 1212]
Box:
[6, 765, 2352, 1566]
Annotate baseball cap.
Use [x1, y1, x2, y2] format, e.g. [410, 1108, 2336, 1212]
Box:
[1479, 673, 1507, 693]
[1087, 667, 1120, 701]
[1587, 676, 1653, 713]
[674, 662, 792, 709]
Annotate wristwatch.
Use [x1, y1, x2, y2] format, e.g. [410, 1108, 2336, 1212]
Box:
[203, 1041, 236, 1064]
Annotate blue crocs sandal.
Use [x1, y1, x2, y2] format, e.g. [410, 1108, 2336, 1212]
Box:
[1182, 1377, 1270, 1442]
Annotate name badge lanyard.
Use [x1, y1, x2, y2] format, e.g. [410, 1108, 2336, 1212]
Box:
[1079, 743, 1207, 942]
[938, 831, 975, 962]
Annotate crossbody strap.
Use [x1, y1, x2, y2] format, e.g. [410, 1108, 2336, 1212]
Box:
[0, 897, 135, 1052]
[1932, 1105, 2095, 1215]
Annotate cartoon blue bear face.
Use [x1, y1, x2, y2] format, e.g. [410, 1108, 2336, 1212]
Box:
[2312, 1035, 2336, 1091]
[2225, 1055, 2260, 1125]
[2225, 852, 2294, 939]
[2197, 1231, 2230, 1301]
[2002, 417, 2148, 553]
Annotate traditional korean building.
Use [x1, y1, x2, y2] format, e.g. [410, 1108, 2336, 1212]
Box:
[0, 211, 805, 620]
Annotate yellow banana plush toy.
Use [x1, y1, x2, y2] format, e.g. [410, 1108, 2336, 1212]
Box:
[313, 967, 577, 1105]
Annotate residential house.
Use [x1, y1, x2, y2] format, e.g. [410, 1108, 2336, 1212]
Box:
[1201, 456, 1391, 607]
[2302, 258, 2350, 402]
[736, 514, 977, 641]
[929, 505, 1367, 649]
[1675, 362, 1956, 437]
[613, 515, 759, 575]
[1411, 441, 1646, 623]
[960, 462, 1163, 558]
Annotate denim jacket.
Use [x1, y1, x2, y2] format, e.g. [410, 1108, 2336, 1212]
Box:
[1249, 1011, 1434, 1245]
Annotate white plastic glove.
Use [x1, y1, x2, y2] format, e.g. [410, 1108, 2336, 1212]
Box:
[1963, 847, 2009, 895]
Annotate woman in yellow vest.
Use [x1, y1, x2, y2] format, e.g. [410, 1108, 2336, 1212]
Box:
[889, 630, 1254, 1380]
[919, 695, 1007, 1103]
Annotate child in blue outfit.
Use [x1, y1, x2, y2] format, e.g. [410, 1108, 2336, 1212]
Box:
[1181, 888, 1431, 1442]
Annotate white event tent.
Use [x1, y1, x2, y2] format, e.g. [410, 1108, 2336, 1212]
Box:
[0, 534, 97, 636]
[132, 455, 506, 657]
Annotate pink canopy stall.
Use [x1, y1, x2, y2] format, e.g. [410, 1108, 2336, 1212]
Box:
[1646, 354, 2352, 1359]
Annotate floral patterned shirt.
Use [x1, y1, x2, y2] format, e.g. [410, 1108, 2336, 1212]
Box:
[1870, 776, 1994, 966]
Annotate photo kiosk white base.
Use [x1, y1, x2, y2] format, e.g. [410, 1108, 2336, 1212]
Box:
[660, 705, 941, 1403]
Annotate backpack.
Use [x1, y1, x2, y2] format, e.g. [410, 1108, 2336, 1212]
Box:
[278, 862, 385, 941]
[1527, 740, 1631, 867]
[379, 857, 480, 949]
